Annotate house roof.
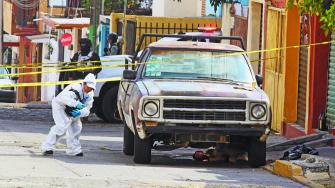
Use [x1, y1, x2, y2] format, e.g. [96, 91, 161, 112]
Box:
[148, 41, 244, 52]
[42, 17, 90, 29]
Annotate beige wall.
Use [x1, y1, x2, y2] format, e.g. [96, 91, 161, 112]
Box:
[152, 0, 202, 17]
[3, 1, 13, 34]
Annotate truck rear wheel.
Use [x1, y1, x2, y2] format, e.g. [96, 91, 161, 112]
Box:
[123, 122, 134, 155]
[102, 87, 120, 123]
[94, 99, 107, 121]
[248, 137, 266, 167]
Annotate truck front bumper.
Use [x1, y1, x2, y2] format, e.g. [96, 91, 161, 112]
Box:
[145, 124, 266, 137]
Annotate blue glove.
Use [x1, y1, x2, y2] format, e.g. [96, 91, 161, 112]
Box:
[76, 102, 85, 110]
[71, 109, 81, 118]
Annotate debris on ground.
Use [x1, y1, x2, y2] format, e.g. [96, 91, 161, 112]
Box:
[280, 145, 319, 160]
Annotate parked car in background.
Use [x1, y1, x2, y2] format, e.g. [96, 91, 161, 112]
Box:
[93, 55, 131, 123]
[117, 34, 271, 167]
[0, 68, 17, 103]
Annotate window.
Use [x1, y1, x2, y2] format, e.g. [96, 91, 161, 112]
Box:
[48, 0, 81, 7]
[48, 0, 67, 7]
[0, 68, 9, 80]
[143, 50, 254, 83]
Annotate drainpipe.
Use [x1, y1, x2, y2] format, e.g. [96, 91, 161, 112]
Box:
[0, 0, 3, 64]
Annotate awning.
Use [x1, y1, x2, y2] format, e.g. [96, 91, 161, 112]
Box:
[25, 34, 55, 44]
[3, 34, 19, 47]
[42, 17, 90, 29]
[4, 34, 20, 43]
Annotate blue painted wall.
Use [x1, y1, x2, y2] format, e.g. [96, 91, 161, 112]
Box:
[99, 23, 110, 56]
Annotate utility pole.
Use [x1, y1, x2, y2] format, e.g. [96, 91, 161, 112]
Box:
[0, 0, 3, 64]
[101, 0, 105, 14]
[90, 0, 101, 53]
[122, 0, 128, 54]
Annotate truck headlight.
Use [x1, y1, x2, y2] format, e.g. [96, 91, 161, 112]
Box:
[251, 104, 266, 120]
[143, 100, 159, 117]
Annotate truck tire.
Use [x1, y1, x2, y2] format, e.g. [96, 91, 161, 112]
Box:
[248, 137, 266, 167]
[102, 87, 119, 123]
[133, 133, 151, 164]
[123, 122, 134, 155]
[94, 99, 107, 121]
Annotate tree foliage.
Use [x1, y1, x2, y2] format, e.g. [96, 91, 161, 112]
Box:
[175, 0, 239, 13]
[287, 0, 335, 34]
[81, 0, 151, 13]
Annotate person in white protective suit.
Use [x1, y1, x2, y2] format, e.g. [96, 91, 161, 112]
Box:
[41, 73, 96, 156]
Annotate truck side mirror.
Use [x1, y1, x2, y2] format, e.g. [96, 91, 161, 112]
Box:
[123, 69, 137, 80]
[125, 55, 134, 70]
[256, 75, 263, 86]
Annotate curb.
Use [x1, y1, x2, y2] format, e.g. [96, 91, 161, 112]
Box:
[0, 103, 51, 109]
[267, 133, 328, 151]
[264, 160, 328, 188]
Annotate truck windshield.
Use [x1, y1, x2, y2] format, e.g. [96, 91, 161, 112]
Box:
[143, 50, 254, 83]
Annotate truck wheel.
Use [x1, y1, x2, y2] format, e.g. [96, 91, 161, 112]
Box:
[123, 122, 134, 155]
[94, 99, 107, 121]
[133, 132, 151, 164]
[102, 87, 120, 123]
[248, 137, 266, 167]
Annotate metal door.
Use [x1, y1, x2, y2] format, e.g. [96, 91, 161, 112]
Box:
[264, 8, 286, 132]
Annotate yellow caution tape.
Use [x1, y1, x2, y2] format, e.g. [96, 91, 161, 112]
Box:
[1, 40, 333, 69]
[0, 77, 122, 88]
[0, 39, 333, 81]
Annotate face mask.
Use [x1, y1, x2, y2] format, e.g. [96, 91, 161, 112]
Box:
[80, 44, 90, 54]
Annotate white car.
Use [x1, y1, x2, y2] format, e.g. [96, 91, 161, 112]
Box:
[0, 68, 16, 103]
[93, 55, 131, 123]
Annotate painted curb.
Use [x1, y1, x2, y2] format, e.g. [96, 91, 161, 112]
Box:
[264, 161, 326, 188]
[273, 160, 303, 177]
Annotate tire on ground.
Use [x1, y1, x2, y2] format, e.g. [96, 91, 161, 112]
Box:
[123, 122, 134, 155]
[102, 87, 120, 123]
[248, 136, 266, 167]
[132, 111, 151, 163]
[133, 133, 151, 164]
[94, 99, 107, 121]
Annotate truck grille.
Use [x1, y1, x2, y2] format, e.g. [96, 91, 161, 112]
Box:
[163, 111, 246, 121]
[163, 99, 246, 122]
[164, 99, 246, 109]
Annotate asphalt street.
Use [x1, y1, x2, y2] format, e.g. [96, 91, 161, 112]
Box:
[0, 108, 306, 188]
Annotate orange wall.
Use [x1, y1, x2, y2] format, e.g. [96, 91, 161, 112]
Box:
[284, 5, 300, 122]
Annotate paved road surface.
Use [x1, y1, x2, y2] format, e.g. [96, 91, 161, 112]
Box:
[0, 117, 305, 188]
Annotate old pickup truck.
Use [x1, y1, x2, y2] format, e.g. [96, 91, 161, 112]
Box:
[117, 34, 271, 167]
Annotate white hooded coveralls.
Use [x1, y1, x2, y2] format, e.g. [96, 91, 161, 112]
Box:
[42, 83, 94, 155]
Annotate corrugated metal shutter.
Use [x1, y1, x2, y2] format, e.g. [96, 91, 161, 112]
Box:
[297, 47, 308, 126]
[327, 34, 335, 124]
[297, 19, 309, 126]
